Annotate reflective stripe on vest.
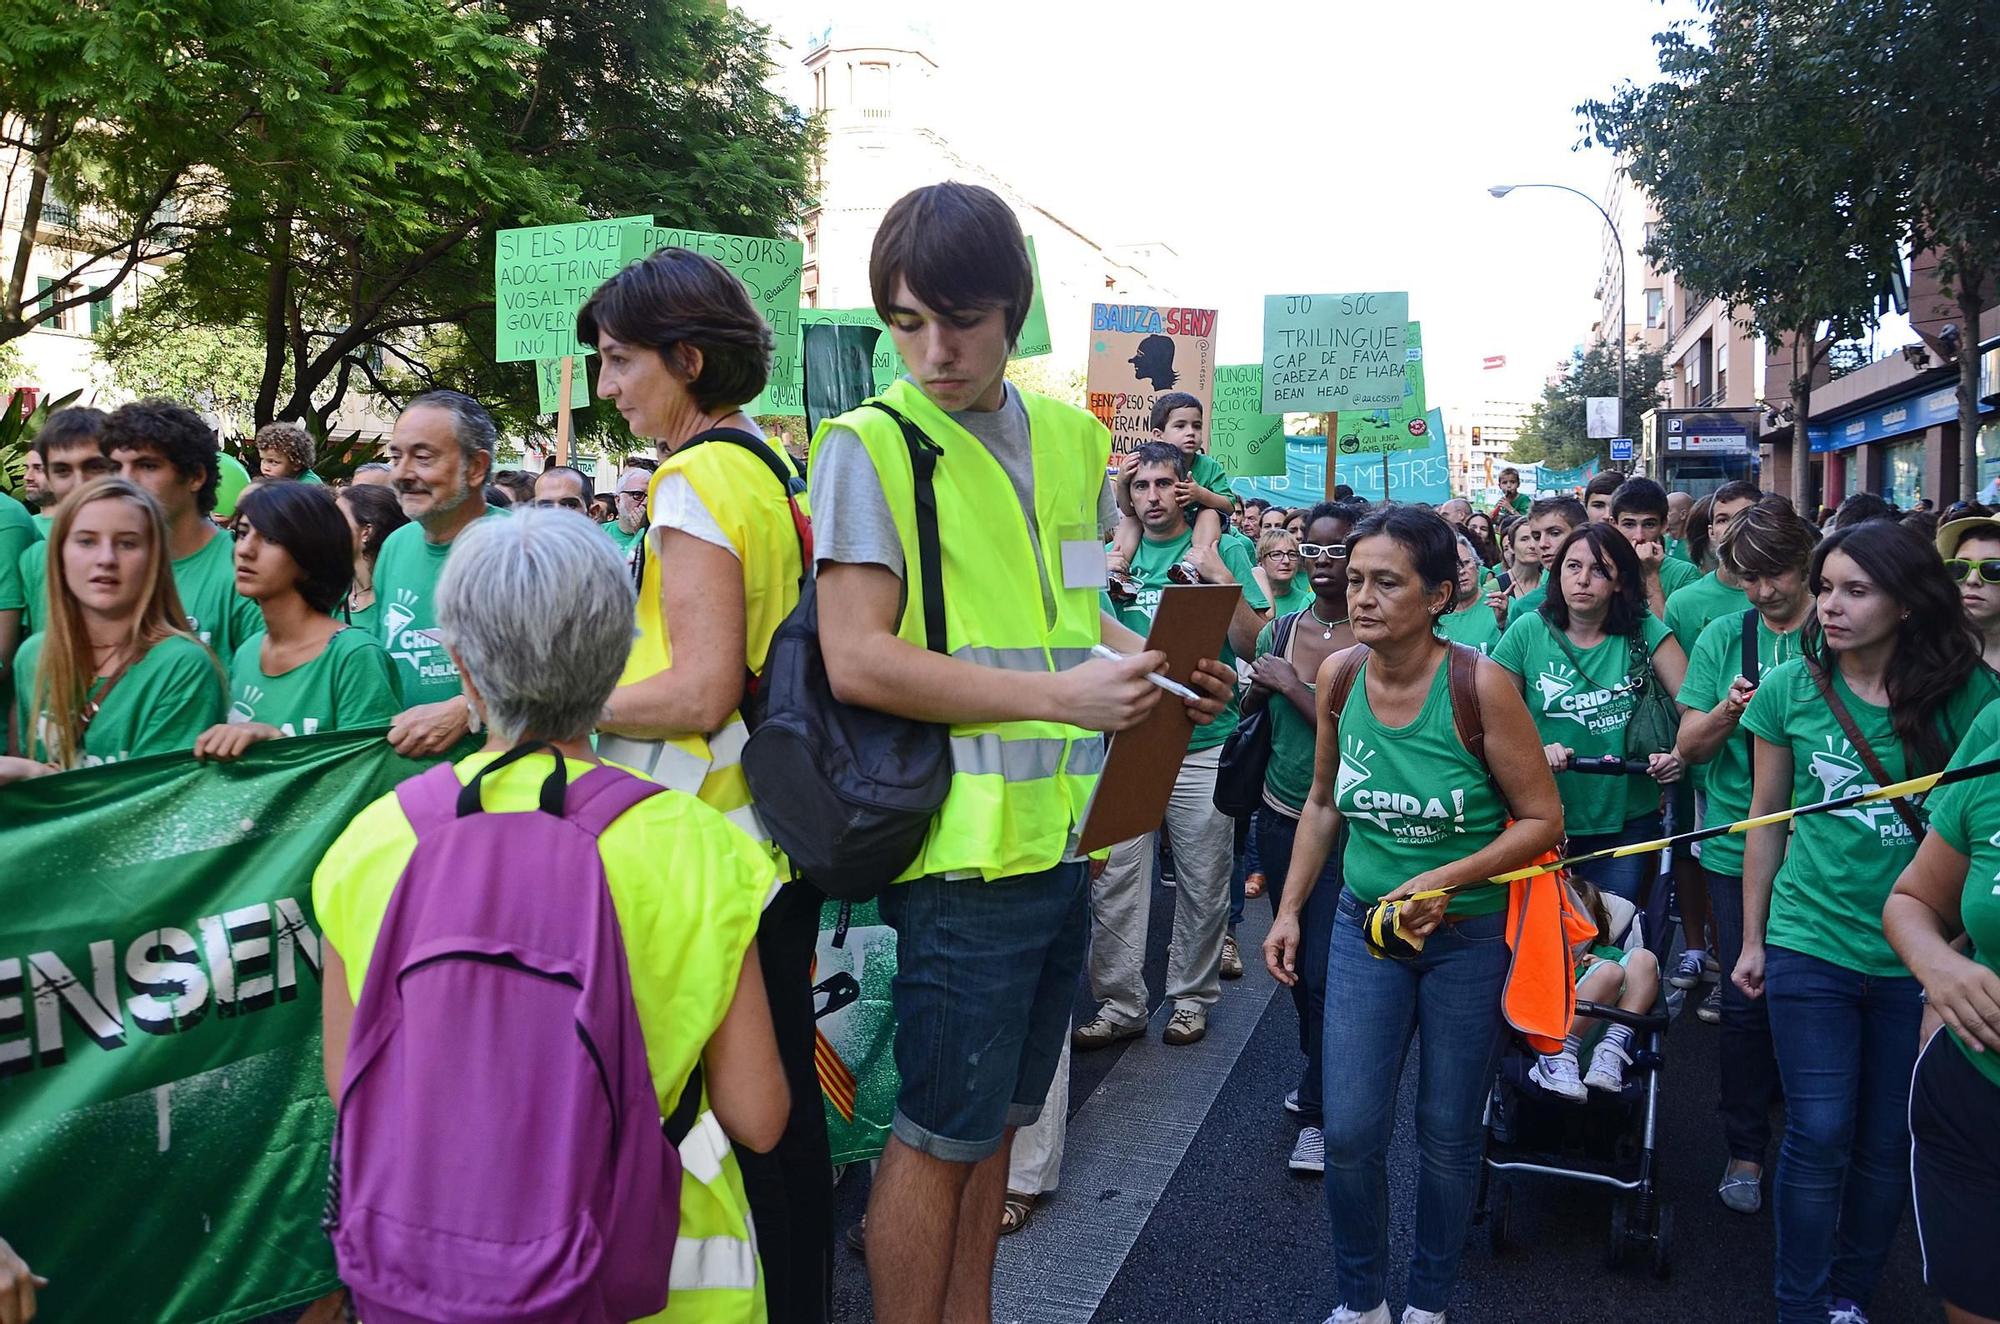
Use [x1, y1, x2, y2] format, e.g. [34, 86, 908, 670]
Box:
[812, 379, 1110, 882]
[670, 1227, 759, 1294]
[596, 733, 712, 795]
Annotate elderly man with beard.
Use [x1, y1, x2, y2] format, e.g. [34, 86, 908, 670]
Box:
[374, 390, 505, 756]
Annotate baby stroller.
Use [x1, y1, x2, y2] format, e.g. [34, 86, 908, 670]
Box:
[1474, 879, 1677, 1276]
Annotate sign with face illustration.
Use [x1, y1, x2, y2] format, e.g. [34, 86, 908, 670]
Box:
[1086, 303, 1219, 456]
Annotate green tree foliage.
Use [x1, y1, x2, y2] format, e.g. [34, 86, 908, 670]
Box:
[92, 300, 267, 433]
[1513, 341, 1668, 471]
[3, 0, 815, 439]
[1582, 1, 1903, 489]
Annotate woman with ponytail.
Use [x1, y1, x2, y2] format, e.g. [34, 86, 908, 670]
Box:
[1735, 518, 1999, 1323]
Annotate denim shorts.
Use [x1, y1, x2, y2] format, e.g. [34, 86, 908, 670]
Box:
[877, 861, 1090, 1163]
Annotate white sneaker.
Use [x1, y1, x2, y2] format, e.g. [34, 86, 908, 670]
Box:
[1530, 1051, 1587, 1101]
[1322, 1305, 1389, 1324]
[1402, 1309, 1447, 1324]
[1583, 1040, 1631, 1093]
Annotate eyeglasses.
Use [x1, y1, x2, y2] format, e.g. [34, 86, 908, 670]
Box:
[1262, 550, 1298, 562]
[1948, 558, 2000, 585]
[616, 489, 647, 501]
[1298, 543, 1349, 560]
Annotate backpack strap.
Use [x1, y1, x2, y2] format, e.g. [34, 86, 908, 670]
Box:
[663, 1065, 705, 1147]
[1272, 609, 1302, 661]
[670, 426, 814, 585]
[561, 765, 666, 837]
[1325, 645, 1371, 716]
[1805, 658, 1926, 838]
[394, 763, 471, 837]
[859, 401, 948, 656]
[1740, 609, 1760, 687]
[1447, 641, 1486, 764]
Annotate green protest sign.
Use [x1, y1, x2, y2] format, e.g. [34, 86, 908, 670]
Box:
[1333, 322, 1429, 455]
[536, 356, 589, 415]
[494, 215, 651, 362]
[619, 225, 804, 416]
[1013, 236, 1052, 359]
[1260, 290, 1410, 413]
[1208, 364, 1286, 477]
[0, 731, 449, 1324]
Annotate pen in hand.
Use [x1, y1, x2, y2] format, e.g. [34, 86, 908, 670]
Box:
[1089, 644, 1203, 703]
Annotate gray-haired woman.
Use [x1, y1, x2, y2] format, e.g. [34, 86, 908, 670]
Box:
[314, 510, 788, 1323]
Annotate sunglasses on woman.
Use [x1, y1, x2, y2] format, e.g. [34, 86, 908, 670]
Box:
[1947, 557, 2000, 585]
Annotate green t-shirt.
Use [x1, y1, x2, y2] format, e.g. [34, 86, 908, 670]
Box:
[374, 507, 508, 707]
[1656, 554, 1702, 601]
[15, 632, 224, 766]
[339, 593, 380, 639]
[1188, 451, 1230, 500]
[1675, 609, 1808, 877]
[1504, 582, 1548, 628]
[1663, 570, 1748, 659]
[0, 490, 38, 613]
[1255, 616, 1318, 814]
[1219, 530, 1266, 613]
[1493, 610, 1674, 836]
[1666, 535, 1695, 565]
[31, 511, 52, 537]
[602, 520, 647, 559]
[1100, 524, 1239, 752]
[1334, 652, 1512, 916]
[1741, 658, 1999, 975]
[1270, 577, 1314, 619]
[1438, 600, 1502, 655]
[227, 626, 403, 736]
[172, 529, 262, 659]
[1492, 491, 1531, 518]
[16, 538, 47, 636]
[1907, 701, 2000, 1087]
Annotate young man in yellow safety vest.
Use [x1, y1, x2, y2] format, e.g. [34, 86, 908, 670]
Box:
[810, 182, 1233, 1324]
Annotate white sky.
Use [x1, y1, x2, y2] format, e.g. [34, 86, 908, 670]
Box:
[734, 0, 1702, 415]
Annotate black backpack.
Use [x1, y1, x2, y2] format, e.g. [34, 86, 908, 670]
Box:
[741, 402, 953, 901]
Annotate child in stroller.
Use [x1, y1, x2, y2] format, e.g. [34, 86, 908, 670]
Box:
[1528, 878, 1663, 1100]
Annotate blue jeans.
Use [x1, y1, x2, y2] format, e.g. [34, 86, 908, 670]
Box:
[1568, 811, 1663, 905]
[1229, 810, 1262, 929]
[1257, 810, 1338, 1120]
[1706, 870, 1780, 1164]
[878, 862, 1090, 1163]
[1322, 890, 1510, 1315]
[1764, 945, 1923, 1323]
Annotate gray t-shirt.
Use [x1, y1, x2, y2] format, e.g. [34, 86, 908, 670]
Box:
[811, 381, 1116, 622]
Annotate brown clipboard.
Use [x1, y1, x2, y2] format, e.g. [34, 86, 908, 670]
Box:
[1075, 583, 1242, 854]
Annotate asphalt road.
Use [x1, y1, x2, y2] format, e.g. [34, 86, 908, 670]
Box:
[830, 872, 1939, 1324]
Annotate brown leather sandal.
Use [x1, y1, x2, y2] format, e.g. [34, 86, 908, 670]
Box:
[999, 1191, 1038, 1236]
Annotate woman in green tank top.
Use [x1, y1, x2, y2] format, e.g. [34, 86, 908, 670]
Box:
[1241, 503, 1358, 1163]
[1263, 507, 1561, 1320]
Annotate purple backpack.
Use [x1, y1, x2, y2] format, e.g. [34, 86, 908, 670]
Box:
[327, 746, 699, 1324]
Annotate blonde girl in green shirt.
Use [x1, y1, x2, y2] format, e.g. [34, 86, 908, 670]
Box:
[2, 478, 223, 783]
[194, 482, 401, 760]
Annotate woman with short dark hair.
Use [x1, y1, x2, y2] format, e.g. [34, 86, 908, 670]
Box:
[193, 482, 400, 760]
[580, 244, 828, 1322]
[1265, 506, 1562, 1324]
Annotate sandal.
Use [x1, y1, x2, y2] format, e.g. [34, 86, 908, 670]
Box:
[999, 1191, 1037, 1236]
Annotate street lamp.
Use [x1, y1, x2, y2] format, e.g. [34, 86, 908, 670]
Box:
[1488, 182, 1626, 456]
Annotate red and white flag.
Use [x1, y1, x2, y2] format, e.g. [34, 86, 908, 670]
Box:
[1482, 355, 1507, 371]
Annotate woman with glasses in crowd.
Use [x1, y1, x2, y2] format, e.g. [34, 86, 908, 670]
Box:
[1241, 500, 1360, 1177]
[2, 478, 223, 782]
[1735, 519, 1999, 1324]
[192, 482, 401, 761]
[1259, 528, 1313, 619]
[1264, 506, 1561, 1324]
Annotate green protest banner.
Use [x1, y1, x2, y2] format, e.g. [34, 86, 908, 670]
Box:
[1013, 236, 1053, 359]
[1260, 291, 1410, 413]
[536, 356, 589, 415]
[1208, 364, 1286, 477]
[494, 215, 651, 362]
[619, 225, 804, 416]
[812, 899, 898, 1164]
[1334, 322, 1429, 455]
[0, 731, 447, 1324]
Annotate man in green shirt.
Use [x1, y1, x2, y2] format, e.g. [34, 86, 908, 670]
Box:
[1610, 475, 1701, 619]
[16, 408, 114, 640]
[1584, 469, 1625, 524]
[1077, 441, 1244, 1050]
[603, 465, 651, 562]
[106, 401, 260, 659]
[1665, 489, 1696, 563]
[375, 389, 503, 756]
[531, 463, 591, 514]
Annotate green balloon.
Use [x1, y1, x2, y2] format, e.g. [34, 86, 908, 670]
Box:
[214, 453, 252, 517]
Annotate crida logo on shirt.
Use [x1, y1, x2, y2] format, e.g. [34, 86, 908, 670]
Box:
[1533, 660, 1630, 736]
[229, 685, 265, 724]
[1336, 734, 1470, 844]
[382, 589, 419, 643]
[1807, 737, 1915, 844]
